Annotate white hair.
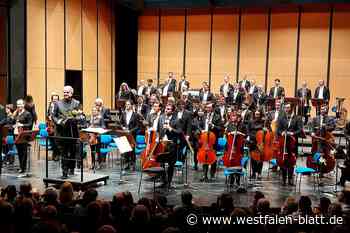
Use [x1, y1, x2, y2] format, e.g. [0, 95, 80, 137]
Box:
[95, 98, 104, 105]
[63, 85, 74, 94]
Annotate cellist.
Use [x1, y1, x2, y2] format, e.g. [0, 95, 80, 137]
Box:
[277, 103, 302, 186]
[198, 103, 222, 182]
[247, 110, 265, 179]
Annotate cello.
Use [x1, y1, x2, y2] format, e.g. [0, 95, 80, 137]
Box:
[250, 116, 274, 162]
[197, 130, 217, 165]
[276, 130, 297, 168]
[223, 123, 245, 167]
[140, 129, 165, 170]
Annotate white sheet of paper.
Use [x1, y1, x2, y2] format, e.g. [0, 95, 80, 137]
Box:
[81, 127, 110, 134]
[113, 136, 133, 153]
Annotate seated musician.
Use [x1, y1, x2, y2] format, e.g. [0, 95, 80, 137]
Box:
[225, 111, 247, 186]
[9, 99, 33, 174]
[118, 83, 136, 103]
[199, 103, 222, 182]
[296, 81, 312, 124]
[94, 98, 110, 126]
[278, 103, 302, 186]
[52, 86, 82, 178]
[158, 103, 180, 189]
[199, 82, 214, 103]
[136, 96, 149, 120]
[120, 100, 139, 170]
[89, 106, 105, 169]
[248, 110, 265, 179]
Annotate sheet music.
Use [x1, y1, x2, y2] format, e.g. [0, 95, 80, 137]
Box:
[113, 136, 133, 153]
[81, 127, 111, 134]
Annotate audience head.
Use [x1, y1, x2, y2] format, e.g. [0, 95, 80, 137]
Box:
[59, 182, 74, 204]
[257, 198, 270, 215]
[298, 196, 313, 215]
[181, 191, 193, 207]
[130, 204, 150, 224]
[97, 225, 117, 233]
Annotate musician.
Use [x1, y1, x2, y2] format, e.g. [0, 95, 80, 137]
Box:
[145, 79, 158, 98]
[296, 81, 312, 124]
[219, 76, 234, 103]
[47, 93, 60, 161]
[118, 83, 136, 102]
[267, 99, 285, 124]
[137, 80, 147, 97]
[216, 96, 227, 124]
[248, 80, 258, 95]
[199, 81, 214, 103]
[314, 80, 330, 103]
[10, 99, 33, 174]
[175, 100, 192, 162]
[94, 98, 111, 126]
[136, 96, 149, 120]
[231, 83, 244, 106]
[278, 103, 302, 186]
[120, 100, 139, 170]
[253, 85, 267, 110]
[191, 106, 205, 170]
[178, 75, 190, 93]
[159, 103, 180, 188]
[162, 72, 177, 97]
[239, 75, 251, 92]
[340, 122, 350, 186]
[24, 95, 37, 130]
[199, 103, 222, 182]
[47, 93, 59, 119]
[89, 106, 105, 169]
[52, 86, 82, 178]
[0, 104, 7, 167]
[181, 92, 193, 112]
[248, 110, 265, 179]
[269, 78, 285, 99]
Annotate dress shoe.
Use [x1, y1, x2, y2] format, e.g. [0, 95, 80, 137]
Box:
[68, 169, 75, 176]
[200, 176, 209, 182]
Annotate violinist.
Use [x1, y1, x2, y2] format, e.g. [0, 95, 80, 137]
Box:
[253, 85, 267, 110]
[181, 92, 193, 112]
[248, 110, 265, 179]
[159, 103, 179, 188]
[199, 103, 222, 182]
[137, 80, 147, 97]
[220, 75, 233, 103]
[120, 100, 139, 170]
[296, 81, 312, 124]
[278, 103, 302, 186]
[10, 99, 33, 174]
[94, 98, 110, 127]
[145, 79, 158, 99]
[118, 83, 135, 102]
[224, 111, 247, 186]
[241, 102, 253, 128]
[47, 93, 60, 161]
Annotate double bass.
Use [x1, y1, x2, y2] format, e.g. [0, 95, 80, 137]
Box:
[140, 129, 165, 170]
[250, 117, 274, 162]
[223, 124, 245, 167]
[276, 130, 297, 167]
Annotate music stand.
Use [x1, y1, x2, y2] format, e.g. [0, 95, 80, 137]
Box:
[16, 130, 37, 178]
[114, 129, 135, 183]
[311, 98, 325, 116]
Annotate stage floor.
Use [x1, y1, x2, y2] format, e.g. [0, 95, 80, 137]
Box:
[0, 148, 344, 208]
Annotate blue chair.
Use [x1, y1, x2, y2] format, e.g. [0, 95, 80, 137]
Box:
[224, 156, 250, 191]
[216, 137, 227, 172]
[6, 135, 17, 157]
[37, 129, 51, 160]
[100, 135, 113, 167]
[295, 152, 321, 192]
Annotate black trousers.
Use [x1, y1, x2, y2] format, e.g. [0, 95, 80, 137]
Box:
[58, 140, 76, 173]
[161, 143, 177, 185]
[16, 143, 28, 172]
[251, 159, 263, 176]
[203, 161, 217, 179]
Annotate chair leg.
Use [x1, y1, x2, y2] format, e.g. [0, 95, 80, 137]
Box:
[299, 174, 302, 192]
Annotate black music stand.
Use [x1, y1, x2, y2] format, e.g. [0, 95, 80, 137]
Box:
[16, 130, 37, 178]
[311, 98, 325, 116]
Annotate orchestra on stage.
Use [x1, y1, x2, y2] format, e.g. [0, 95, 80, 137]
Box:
[1, 73, 350, 190]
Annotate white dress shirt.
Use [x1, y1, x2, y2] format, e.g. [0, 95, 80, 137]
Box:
[137, 86, 144, 96]
[163, 83, 170, 96]
[273, 87, 278, 98]
[152, 113, 161, 131]
[249, 85, 255, 94]
[203, 92, 209, 102]
[125, 110, 133, 127]
[223, 83, 229, 97]
[318, 86, 324, 99]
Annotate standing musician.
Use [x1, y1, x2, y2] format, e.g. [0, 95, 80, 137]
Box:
[174, 100, 192, 162]
[216, 96, 227, 125]
[137, 80, 147, 97]
[162, 72, 177, 97]
[248, 80, 258, 96]
[178, 75, 190, 93]
[89, 106, 105, 169]
[253, 85, 267, 110]
[248, 110, 265, 179]
[314, 80, 330, 115]
[181, 92, 193, 112]
[158, 103, 179, 188]
[145, 79, 158, 99]
[241, 102, 253, 128]
[52, 86, 82, 178]
[47, 93, 60, 161]
[231, 83, 244, 107]
[199, 81, 214, 103]
[278, 103, 302, 186]
[191, 106, 205, 171]
[10, 99, 33, 174]
[296, 81, 312, 124]
[136, 96, 149, 120]
[199, 103, 222, 182]
[0, 104, 7, 166]
[118, 83, 135, 103]
[269, 78, 285, 99]
[220, 75, 234, 103]
[120, 100, 139, 170]
[239, 75, 251, 92]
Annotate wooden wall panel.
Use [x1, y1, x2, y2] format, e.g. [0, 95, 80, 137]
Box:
[239, 12, 268, 88]
[0, 8, 6, 75]
[83, 0, 97, 71]
[185, 10, 211, 89]
[137, 12, 159, 84]
[83, 70, 97, 113]
[27, 0, 45, 120]
[159, 9, 185, 85]
[111, 1, 115, 108]
[268, 12, 298, 97]
[47, 0, 64, 102]
[98, 0, 112, 107]
[298, 12, 329, 100]
[330, 9, 350, 112]
[66, 0, 82, 70]
[211, 11, 238, 94]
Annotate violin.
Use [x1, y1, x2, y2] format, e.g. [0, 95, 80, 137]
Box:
[223, 124, 245, 167]
[197, 130, 217, 165]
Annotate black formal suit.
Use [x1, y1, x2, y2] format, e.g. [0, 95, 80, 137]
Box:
[11, 110, 33, 173]
[230, 89, 244, 106]
[0, 105, 7, 168]
[269, 86, 285, 99]
[296, 88, 312, 124]
[219, 83, 234, 97]
[248, 85, 258, 95]
[144, 86, 158, 97]
[162, 79, 177, 96]
[199, 91, 214, 102]
[136, 103, 149, 120]
[120, 110, 139, 167]
[178, 80, 190, 92]
[215, 105, 227, 124]
[253, 92, 267, 109]
[99, 107, 111, 125]
[314, 86, 330, 102]
[239, 79, 251, 91]
[174, 110, 192, 162]
[241, 109, 253, 127]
